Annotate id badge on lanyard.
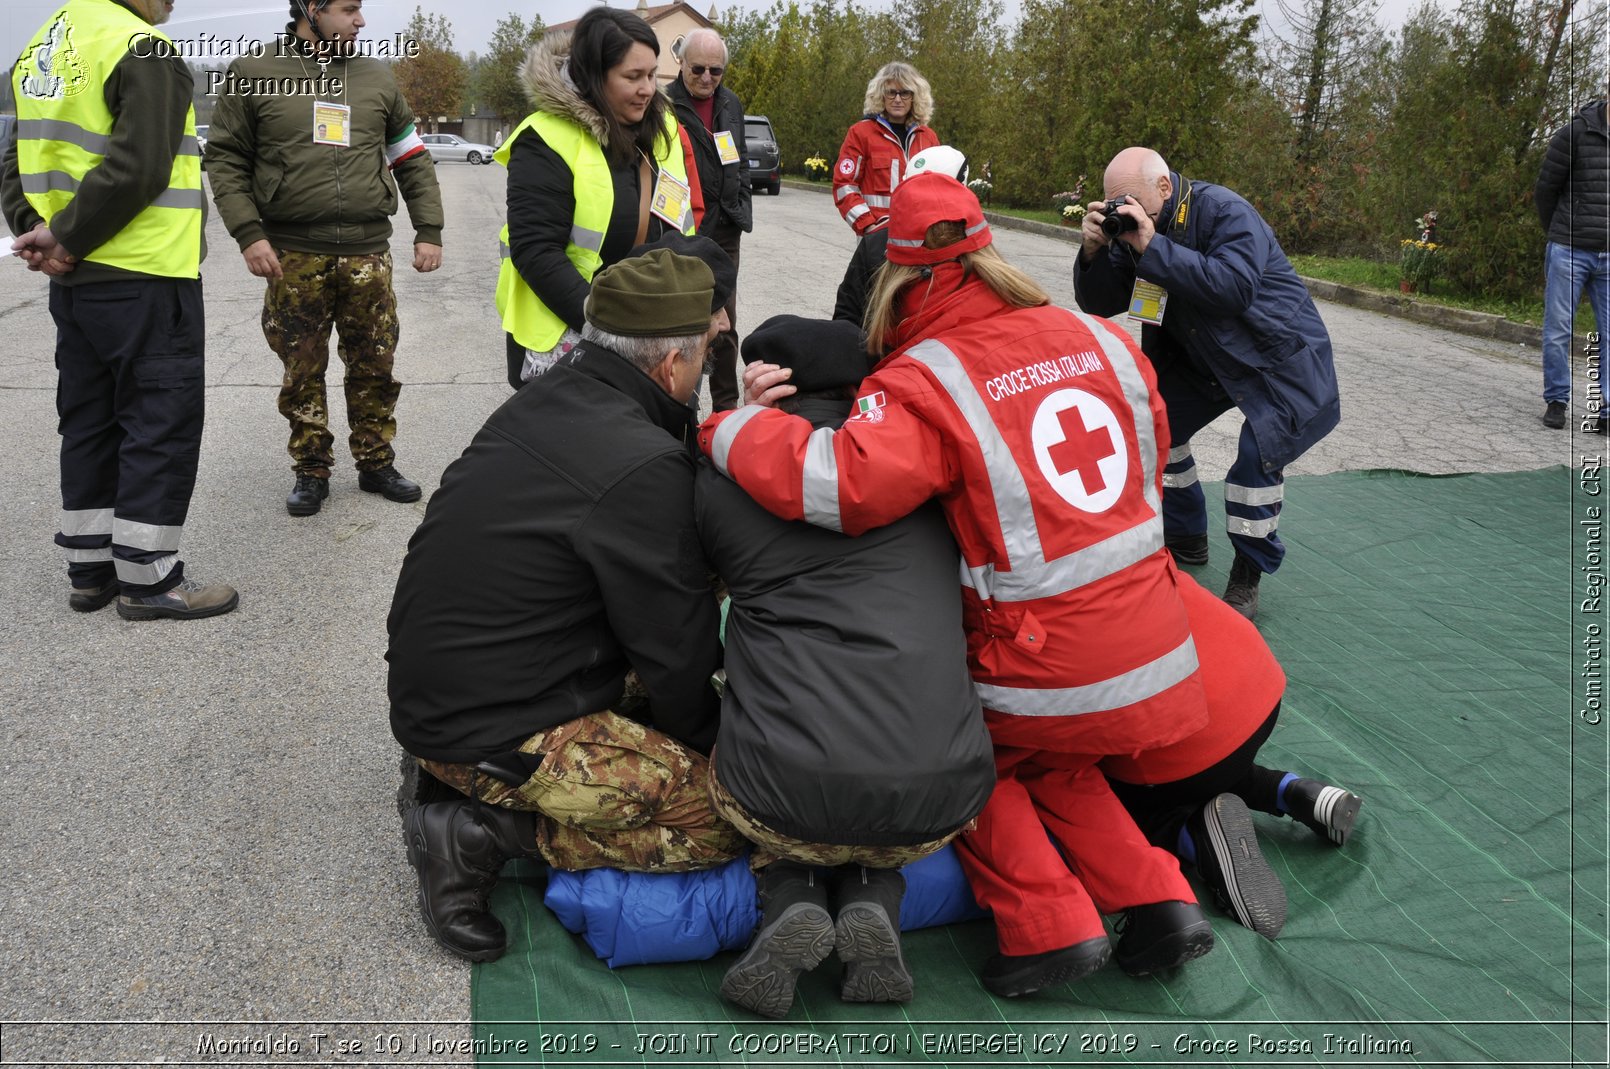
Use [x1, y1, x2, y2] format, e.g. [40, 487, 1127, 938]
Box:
[651, 170, 691, 229]
[713, 131, 739, 165]
[1128, 279, 1168, 325]
[313, 101, 351, 147]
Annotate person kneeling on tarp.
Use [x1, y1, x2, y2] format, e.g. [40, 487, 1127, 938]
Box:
[695, 315, 995, 1017]
[1101, 572, 1364, 939]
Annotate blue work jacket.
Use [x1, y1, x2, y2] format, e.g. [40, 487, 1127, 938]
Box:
[1074, 173, 1340, 471]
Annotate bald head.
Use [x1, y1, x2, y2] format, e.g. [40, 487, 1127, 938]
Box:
[1104, 146, 1173, 220]
[679, 28, 728, 100]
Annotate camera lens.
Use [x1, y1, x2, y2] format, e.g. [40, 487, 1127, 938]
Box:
[1101, 203, 1139, 238]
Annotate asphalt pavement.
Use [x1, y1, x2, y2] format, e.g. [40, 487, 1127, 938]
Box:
[0, 163, 1598, 1065]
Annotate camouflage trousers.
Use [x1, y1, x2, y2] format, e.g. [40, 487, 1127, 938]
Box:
[421, 709, 745, 873]
[262, 250, 402, 478]
[708, 762, 965, 872]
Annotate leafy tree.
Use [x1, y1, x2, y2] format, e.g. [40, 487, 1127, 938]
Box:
[396, 6, 468, 131]
[479, 12, 547, 126]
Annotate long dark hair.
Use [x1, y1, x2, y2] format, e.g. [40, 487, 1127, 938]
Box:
[567, 7, 672, 165]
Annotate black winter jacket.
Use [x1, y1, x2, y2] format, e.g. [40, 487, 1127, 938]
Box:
[1536, 99, 1609, 252]
[666, 79, 752, 235]
[695, 397, 995, 846]
[388, 342, 723, 762]
[832, 228, 889, 326]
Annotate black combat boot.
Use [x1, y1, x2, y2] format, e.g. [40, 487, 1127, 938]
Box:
[720, 862, 834, 1018]
[286, 474, 329, 516]
[1223, 552, 1263, 620]
[358, 464, 422, 503]
[981, 937, 1112, 998]
[831, 865, 912, 1003]
[1165, 531, 1210, 566]
[403, 799, 540, 962]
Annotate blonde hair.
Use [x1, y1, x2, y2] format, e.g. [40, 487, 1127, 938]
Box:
[864, 223, 1049, 358]
[862, 61, 934, 126]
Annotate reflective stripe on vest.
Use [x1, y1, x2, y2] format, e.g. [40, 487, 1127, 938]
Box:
[13, 1, 202, 278]
[976, 634, 1200, 716]
[494, 105, 692, 352]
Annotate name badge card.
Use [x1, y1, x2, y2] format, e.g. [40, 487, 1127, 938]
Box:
[651, 170, 691, 229]
[313, 101, 351, 147]
[713, 131, 740, 165]
[1129, 279, 1169, 325]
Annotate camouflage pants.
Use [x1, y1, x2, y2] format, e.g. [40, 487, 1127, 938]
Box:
[708, 762, 965, 872]
[262, 250, 402, 478]
[421, 710, 745, 873]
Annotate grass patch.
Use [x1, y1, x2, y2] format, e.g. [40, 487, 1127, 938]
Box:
[1288, 254, 1553, 327]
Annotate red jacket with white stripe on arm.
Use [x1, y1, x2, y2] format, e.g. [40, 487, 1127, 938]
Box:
[832, 116, 939, 234]
[699, 271, 1208, 755]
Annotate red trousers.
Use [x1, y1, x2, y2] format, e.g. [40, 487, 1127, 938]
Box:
[955, 744, 1195, 955]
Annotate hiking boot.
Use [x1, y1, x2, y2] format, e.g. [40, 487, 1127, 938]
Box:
[831, 865, 912, 1003]
[981, 937, 1111, 998]
[1189, 794, 1287, 939]
[1284, 777, 1364, 846]
[1543, 401, 1567, 429]
[1223, 553, 1262, 621]
[404, 799, 540, 963]
[116, 577, 239, 621]
[286, 474, 329, 516]
[1165, 532, 1209, 566]
[68, 580, 120, 613]
[1113, 900, 1214, 976]
[358, 464, 422, 503]
[721, 862, 834, 1018]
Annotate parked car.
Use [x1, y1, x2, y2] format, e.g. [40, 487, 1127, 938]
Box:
[421, 133, 497, 165]
[744, 114, 781, 196]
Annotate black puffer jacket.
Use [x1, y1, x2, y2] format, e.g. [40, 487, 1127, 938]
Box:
[695, 397, 995, 846]
[1536, 99, 1609, 252]
[389, 341, 722, 762]
[666, 79, 752, 235]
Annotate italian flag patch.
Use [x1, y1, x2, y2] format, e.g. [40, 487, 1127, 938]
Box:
[386, 123, 427, 169]
[856, 391, 886, 414]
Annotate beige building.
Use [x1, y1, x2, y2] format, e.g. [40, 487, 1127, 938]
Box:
[545, 1, 721, 85]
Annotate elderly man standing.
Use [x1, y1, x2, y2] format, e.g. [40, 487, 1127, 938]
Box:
[389, 249, 744, 964]
[667, 27, 751, 412]
[3, 0, 238, 621]
[1075, 147, 1340, 622]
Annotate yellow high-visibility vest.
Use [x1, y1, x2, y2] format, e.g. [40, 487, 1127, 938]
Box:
[496, 106, 692, 352]
[12, 0, 203, 278]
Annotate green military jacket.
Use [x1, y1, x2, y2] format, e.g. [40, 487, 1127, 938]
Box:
[205, 37, 443, 256]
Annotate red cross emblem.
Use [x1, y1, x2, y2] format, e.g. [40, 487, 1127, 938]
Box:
[1031, 389, 1128, 513]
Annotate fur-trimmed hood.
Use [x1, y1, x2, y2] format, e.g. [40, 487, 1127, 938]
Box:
[520, 31, 610, 146]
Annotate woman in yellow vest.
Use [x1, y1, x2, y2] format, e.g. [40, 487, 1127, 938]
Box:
[497, 8, 697, 388]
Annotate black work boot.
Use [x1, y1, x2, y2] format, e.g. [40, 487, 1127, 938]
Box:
[1114, 900, 1215, 976]
[403, 799, 540, 962]
[1188, 794, 1287, 939]
[286, 474, 329, 516]
[831, 865, 912, 1003]
[1223, 553, 1263, 620]
[721, 862, 834, 1018]
[1283, 777, 1364, 846]
[982, 937, 1111, 998]
[358, 464, 422, 503]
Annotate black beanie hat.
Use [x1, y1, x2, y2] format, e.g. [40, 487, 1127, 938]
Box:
[740, 315, 872, 392]
[630, 232, 736, 314]
[585, 249, 715, 337]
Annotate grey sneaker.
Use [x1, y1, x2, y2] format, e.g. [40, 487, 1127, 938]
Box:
[117, 577, 239, 621]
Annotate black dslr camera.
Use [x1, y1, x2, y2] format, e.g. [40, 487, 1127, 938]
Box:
[1101, 198, 1139, 238]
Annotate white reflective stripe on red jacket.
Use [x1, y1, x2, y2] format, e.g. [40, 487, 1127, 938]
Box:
[976, 634, 1199, 716]
[902, 320, 1163, 604]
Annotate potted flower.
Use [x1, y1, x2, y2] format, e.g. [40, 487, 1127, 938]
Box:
[803, 155, 830, 182]
[966, 176, 993, 206]
[1052, 175, 1087, 227]
[1399, 210, 1440, 293]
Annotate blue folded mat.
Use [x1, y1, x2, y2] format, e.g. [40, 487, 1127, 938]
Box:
[544, 843, 988, 968]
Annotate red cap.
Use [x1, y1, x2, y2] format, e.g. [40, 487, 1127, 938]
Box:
[884, 174, 992, 266]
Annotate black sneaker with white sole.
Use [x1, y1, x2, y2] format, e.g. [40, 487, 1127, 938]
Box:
[1190, 793, 1287, 940]
[1284, 777, 1364, 845]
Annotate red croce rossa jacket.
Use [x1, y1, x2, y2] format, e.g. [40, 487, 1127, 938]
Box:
[832, 115, 939, 234]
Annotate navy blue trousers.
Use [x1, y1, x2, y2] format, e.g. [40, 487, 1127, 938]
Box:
[51, 277, 205, 596]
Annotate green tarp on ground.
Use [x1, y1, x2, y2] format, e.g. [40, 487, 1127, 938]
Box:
[471, 467, 1607, 1068]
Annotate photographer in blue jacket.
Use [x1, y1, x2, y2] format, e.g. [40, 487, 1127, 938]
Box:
[1074, 147, 1340, 622]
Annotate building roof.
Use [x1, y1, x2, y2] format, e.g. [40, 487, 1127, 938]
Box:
[545, 1, 714, 35]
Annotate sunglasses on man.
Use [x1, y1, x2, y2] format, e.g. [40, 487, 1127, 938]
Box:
[690, 64, 725, 77]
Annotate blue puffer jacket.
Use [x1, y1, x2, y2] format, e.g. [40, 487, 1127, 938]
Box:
[544, 845, 988, 968]
[1074, 173, 1341, 472]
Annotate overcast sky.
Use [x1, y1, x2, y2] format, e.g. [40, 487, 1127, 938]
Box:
[5, 0, 1448, 81]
